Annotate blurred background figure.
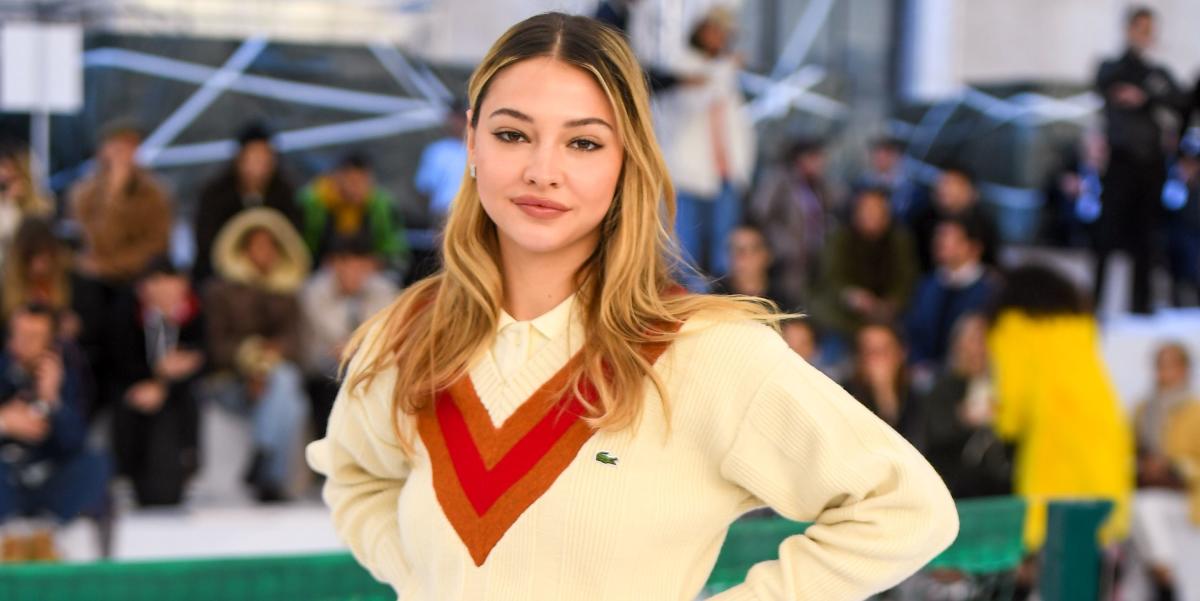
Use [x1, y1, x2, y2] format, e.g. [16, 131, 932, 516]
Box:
[298, 152, 408, 273]
[748, 138, 831, 310]
[107, 259, 205, 507]
[857, 136, 917, 222]
[0, 142, 53, 268]
[68, 122, 172, 288]
[1161, 128, 1200, 307]
[812, 187, 916, 359]
[842, 322, 921, 444]
[1093, 6, 1187, 314]
[414, 103, 468, 224]
[660, 5, 755, 284]
[300, 235, 398, 440]
[203, 208, 310, 503]
[921, 313, 1011, 500]
[909, 165, 999, 274]
[1039, 129, 1107, 250]
[708, 224, 784, 308]
[193, 124, 300, 286]
[0, 304, 109, 562]
[988, 264, 1133, 553]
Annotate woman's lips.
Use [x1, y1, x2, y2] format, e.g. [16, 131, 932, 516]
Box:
[513, 196, 568, 219]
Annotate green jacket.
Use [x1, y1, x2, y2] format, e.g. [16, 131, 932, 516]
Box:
[297, 177, 408, 266]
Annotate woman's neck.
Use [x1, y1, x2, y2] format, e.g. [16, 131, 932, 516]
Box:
[498, 236, 593, 321]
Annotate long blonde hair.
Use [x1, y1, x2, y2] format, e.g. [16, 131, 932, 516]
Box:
[345, 12, 778, 446]
[2, 218, 71, 321]
[0, 145, 53, 216]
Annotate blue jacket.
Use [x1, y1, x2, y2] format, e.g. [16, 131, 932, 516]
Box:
[0, 350, 86, 464]
[906, 270, 998, 366]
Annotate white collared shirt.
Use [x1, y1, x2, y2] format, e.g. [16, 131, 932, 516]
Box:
[490, 294, 575, 381]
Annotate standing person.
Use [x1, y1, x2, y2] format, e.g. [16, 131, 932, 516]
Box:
[0, 142, 53, 267]
[748, 139, 832, 309]
[1094, 6, 1186, 314]
[108, 259, 205, 507]
[205, 208, 311, 502]
[660, 5, 756, 283]
[1040, 130, 1108, 249]
[297, 152, 408, 269]
[415, 105, 469, 224]
[193, 123, 300, 285]
[307, 13, 956, 601]
[988, 264, 1133, 551]
[68, 122, 172, 288]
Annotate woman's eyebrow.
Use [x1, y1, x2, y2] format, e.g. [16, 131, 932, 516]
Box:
[489, 107, 613, 131]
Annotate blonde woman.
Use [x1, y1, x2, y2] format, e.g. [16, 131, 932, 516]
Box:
[0, 143, 53, 266]
[307, 13, 956, 601]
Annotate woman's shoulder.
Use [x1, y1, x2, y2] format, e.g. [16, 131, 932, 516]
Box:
[670, 310, 790, 372]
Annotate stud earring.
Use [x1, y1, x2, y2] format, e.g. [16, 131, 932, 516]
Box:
[470, 164, 476, 179]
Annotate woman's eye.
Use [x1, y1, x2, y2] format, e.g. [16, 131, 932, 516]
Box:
[494, 131, 526, 143]
[570, 139, 602, 151]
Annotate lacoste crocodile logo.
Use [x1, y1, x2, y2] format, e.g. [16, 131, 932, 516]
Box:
[595, 451, 618, 466]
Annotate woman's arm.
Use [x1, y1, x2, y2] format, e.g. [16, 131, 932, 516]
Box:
[711, 350, 958, 600]
[306, 345, 412, 591]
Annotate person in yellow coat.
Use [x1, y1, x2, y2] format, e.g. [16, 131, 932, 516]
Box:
[988, 264, 1133, 550]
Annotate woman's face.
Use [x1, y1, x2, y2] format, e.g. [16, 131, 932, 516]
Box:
[853, 193, 891, 239]
[467, 57, 624, 263]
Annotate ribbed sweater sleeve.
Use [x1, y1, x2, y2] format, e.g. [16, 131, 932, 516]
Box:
[710, 347, 958, 600]
[305, 328, 411, 593]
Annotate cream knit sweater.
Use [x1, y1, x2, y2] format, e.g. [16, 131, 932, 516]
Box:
[306, 309, 958, 600]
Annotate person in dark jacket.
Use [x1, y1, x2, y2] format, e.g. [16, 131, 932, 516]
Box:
[0, 304, 109, 561]
[1161, 129, 1200, 306]
[193, 124, 300, 285]
[920, 313, 1011, 499]
[905, 215, 1000, 370]
[108, 258, 205, 506]
[1093, 6, 1187, 314]
[908, 165, 1000, 273]
[843, 322, 922, 444]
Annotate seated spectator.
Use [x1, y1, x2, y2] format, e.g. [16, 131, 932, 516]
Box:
[812, 187, 917, 349]
[68, 121, 172, 286]
[842, 322, 922, 444]
[1162, 370, 1200, 598]
[781, 317, 819, 363]
[415, 105, 469, 223]
[300, 235, 398, 438]
[1039, 131, 1106, 249]
[0, 219, 93, 341]
[857, 136, 919, 221]
[298, 152, 407, 270]
[193, 123, 300, 285]
[921, 314, 1011, 498]
[1128, 342, 1196, 599]
[0, 304, 109, 562]
[748, 139, 832, 309]
[905, 216, 1000, 370]
[204, 208, 311, 502]
[1161, 129, 1200, 306]
[909, 165, 1000, 273]
[107, 258, 205, 506]
[0, 142, 53, 267]
[989, 264, 1132, 550]
[708, 224, 786, 308]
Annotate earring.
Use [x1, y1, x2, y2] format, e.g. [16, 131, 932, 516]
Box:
[470, 164, 476, 179]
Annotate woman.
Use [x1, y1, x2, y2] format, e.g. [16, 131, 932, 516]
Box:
[842, 322, 922, 444]
[307, 13, 955, 600]
[0, 219, 88, 339]
[988, 264, 1133, 550]
[0, 143, 54, 266]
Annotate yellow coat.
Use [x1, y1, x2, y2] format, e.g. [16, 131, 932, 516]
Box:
[988, 312, 1133, 549]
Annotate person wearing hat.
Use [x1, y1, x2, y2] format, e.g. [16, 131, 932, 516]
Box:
[204, 208, 311, 502]
[193, 123, 301, 285]
[1162, 128, 1200, 306]
[106, 257, 205, 507]
[68, 120, 172, 286]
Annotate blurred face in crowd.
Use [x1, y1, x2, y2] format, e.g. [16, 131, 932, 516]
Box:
[139, 273, 190, 316]
[782, 321, 817, 363]
[951, 314, 989, 378]
[243, 228, 282, 275]
[331, 253, 378, 297]
[467, 57, 623, 260]
[1155, 344, 1191, 391]
[694, 20, 731, 56]
[100, 132, 140, 172]
[24, 250, 57, 282]
[794, 149, 826, 180]
[933, 221, 982, 271]
[935, 171, 975, 213]
[1127, 14, 1155, 54]
[7, 311, 53, 367]
[857, 325, 905, 378]
[852, 191, 891, 240]
[334, 166, 373, 206]
[0, 157, 26, 201]
[727, 226, 770, 279]
[869, 144, 900, 175]
[237, 141, 276, 192]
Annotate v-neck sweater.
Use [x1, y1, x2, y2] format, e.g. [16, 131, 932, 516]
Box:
[306, 310, 957, 601]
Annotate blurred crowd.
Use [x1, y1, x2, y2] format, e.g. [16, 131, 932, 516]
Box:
[0, 2, 1198, 599]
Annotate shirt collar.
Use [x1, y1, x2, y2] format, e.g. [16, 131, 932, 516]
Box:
[496, 293, 576, 341]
